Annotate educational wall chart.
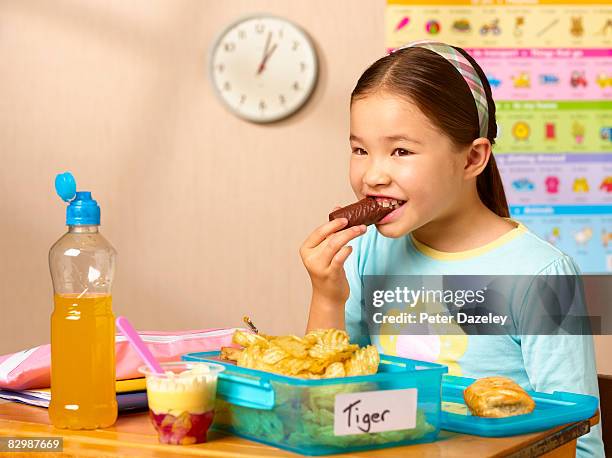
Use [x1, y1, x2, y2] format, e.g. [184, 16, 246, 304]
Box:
[386, 0, 612, 273]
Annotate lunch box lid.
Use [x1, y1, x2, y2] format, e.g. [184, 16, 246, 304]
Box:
[440, 375, 599, 437]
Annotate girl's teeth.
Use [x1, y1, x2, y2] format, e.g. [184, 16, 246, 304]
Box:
[375, 198, 403, 208]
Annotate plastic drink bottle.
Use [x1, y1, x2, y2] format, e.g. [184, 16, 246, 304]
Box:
[49, 172, 117, 429]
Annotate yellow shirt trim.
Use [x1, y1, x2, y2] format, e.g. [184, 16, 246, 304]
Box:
[410, 219, 528, 261]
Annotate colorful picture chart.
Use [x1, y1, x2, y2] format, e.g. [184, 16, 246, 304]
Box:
[386, 0, 612, 273]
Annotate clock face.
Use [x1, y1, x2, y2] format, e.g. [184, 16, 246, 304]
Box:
[210, 15, 319, 123]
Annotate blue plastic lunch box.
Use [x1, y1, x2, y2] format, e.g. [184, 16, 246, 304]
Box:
[182, 351, 448, 455]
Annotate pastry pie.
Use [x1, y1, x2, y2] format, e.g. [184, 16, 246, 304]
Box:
[464, 376, 535, 418]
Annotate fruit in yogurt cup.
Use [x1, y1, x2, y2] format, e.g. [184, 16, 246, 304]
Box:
[139, 362, 224, 445]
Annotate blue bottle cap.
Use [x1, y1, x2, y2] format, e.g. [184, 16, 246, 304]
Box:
[54, 172, 101, 226]
[55, 172, 76, 202]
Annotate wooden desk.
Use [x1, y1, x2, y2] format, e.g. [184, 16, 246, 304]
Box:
[0, 401, 598, 457]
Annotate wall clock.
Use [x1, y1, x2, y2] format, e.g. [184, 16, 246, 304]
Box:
[210, 15, 319, 123]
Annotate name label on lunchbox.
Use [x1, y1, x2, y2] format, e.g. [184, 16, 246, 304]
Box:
[334, 388, 417, 436]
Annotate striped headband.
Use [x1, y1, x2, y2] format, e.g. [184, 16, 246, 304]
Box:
[395, 41, 489, 139]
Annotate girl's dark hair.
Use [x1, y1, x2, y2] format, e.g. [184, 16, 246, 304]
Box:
[351, 46, 509, 218]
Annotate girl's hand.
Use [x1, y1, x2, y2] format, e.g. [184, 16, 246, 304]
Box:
[300, 209, 366, 305]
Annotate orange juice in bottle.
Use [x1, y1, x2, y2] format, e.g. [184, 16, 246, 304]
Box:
[49, 172, 117, 429]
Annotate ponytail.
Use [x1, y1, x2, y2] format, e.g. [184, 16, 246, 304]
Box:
[477, 155, 509, 217]
[456, 48, 510, 218]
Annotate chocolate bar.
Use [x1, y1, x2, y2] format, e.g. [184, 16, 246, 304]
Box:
[328, 197, 396, 227]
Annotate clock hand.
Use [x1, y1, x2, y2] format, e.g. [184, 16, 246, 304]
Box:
[263, 31, 272, 55]
[256, 43, 278, 75]
[256, 32, 272, 74]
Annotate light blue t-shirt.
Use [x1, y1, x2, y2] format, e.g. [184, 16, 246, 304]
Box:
[344, 221, 603, 457]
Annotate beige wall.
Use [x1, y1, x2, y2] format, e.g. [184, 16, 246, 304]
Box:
[1, 0, 610, 374]
[0, 0, 383, 351]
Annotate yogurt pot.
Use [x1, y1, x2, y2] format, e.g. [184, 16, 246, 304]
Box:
[139, 362, 224, 445]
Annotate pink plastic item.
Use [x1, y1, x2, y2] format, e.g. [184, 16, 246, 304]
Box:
[0, 327, 241, 390]
[116, 316, 164, 375]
